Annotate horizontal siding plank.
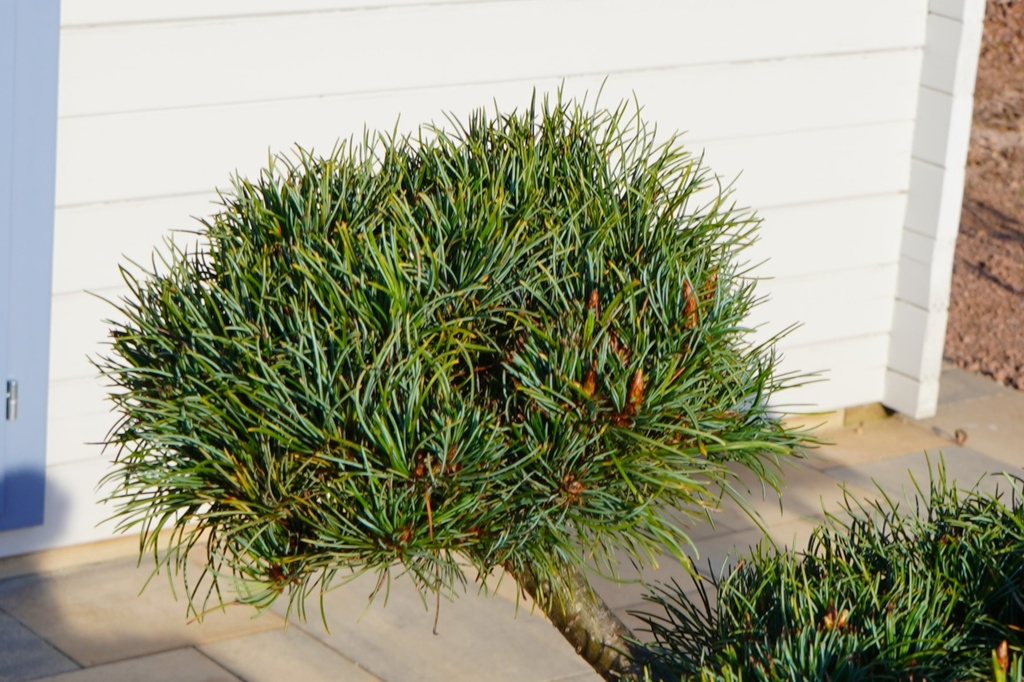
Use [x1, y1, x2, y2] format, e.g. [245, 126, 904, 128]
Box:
[781, 333, 891, 376]
[648, 52, 922, 141]
[58, 0, 927, 118]
[49, 290, 125, 382]
[47, 377, 112, 467]
[55, 98, 915, 208]
[751, 195, 906, 280]
[60, 0, 501, 26]
[746, 264, 898, 350]
[52, 195, 211, 294]
[775, 362, 887, 413]
[772, 334, 890, 411]
[696, 122, 914, 210]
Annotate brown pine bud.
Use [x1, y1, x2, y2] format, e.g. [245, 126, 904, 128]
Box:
[822, 602, 837, 630]
[702, 269, 718, 302]
[837, 609, 849, 630]
[582, 364, 597, 398]
[997, 640, 1010, 672]
[627, 368, 644, 409]
[587, 289, 600, 316]
[683, 280, 699, 328]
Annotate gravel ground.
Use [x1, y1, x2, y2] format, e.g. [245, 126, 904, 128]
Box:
[943, 0, 1024, 389]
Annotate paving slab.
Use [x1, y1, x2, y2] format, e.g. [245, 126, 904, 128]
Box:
[0, 557, 283, 667]
[721, 460, 876, 527]
[917, 391, 1024, 470]
[696, 521, 815, 573]
[591, 508, 817, 614]
[805, 417, 948, 470]
[937, 365, 1015, 405]
[30, 648, 240, 682]
[589, 549, 688, 613]
[199, 628, 384, 682]
[275, 571, 600, 682]
[823, 446, 1020, 504]
[0, 610, 79, 682]
[685, 509, 750, 539]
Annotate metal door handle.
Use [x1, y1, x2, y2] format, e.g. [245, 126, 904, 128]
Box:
[6, 380, 17, 421]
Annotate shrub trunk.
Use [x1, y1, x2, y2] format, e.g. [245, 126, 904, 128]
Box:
[507, 558, 656, 681]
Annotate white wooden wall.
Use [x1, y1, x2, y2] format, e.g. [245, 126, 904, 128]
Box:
[16, 0, 946, 555]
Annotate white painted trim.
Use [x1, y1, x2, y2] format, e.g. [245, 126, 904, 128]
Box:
[884, 0, 985, 418]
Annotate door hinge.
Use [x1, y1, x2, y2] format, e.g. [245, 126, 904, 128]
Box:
[6, 380, 17, 421]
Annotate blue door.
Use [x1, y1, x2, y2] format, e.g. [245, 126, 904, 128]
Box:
[0, 0, 10, 525]
[0, 0, 59, 532]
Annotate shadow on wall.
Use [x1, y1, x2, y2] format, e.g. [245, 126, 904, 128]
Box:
[0, 468, 68, 554]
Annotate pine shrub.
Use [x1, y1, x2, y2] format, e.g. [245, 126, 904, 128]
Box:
[637, 464, 1024, 681]
[96, 94, 809, 671]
